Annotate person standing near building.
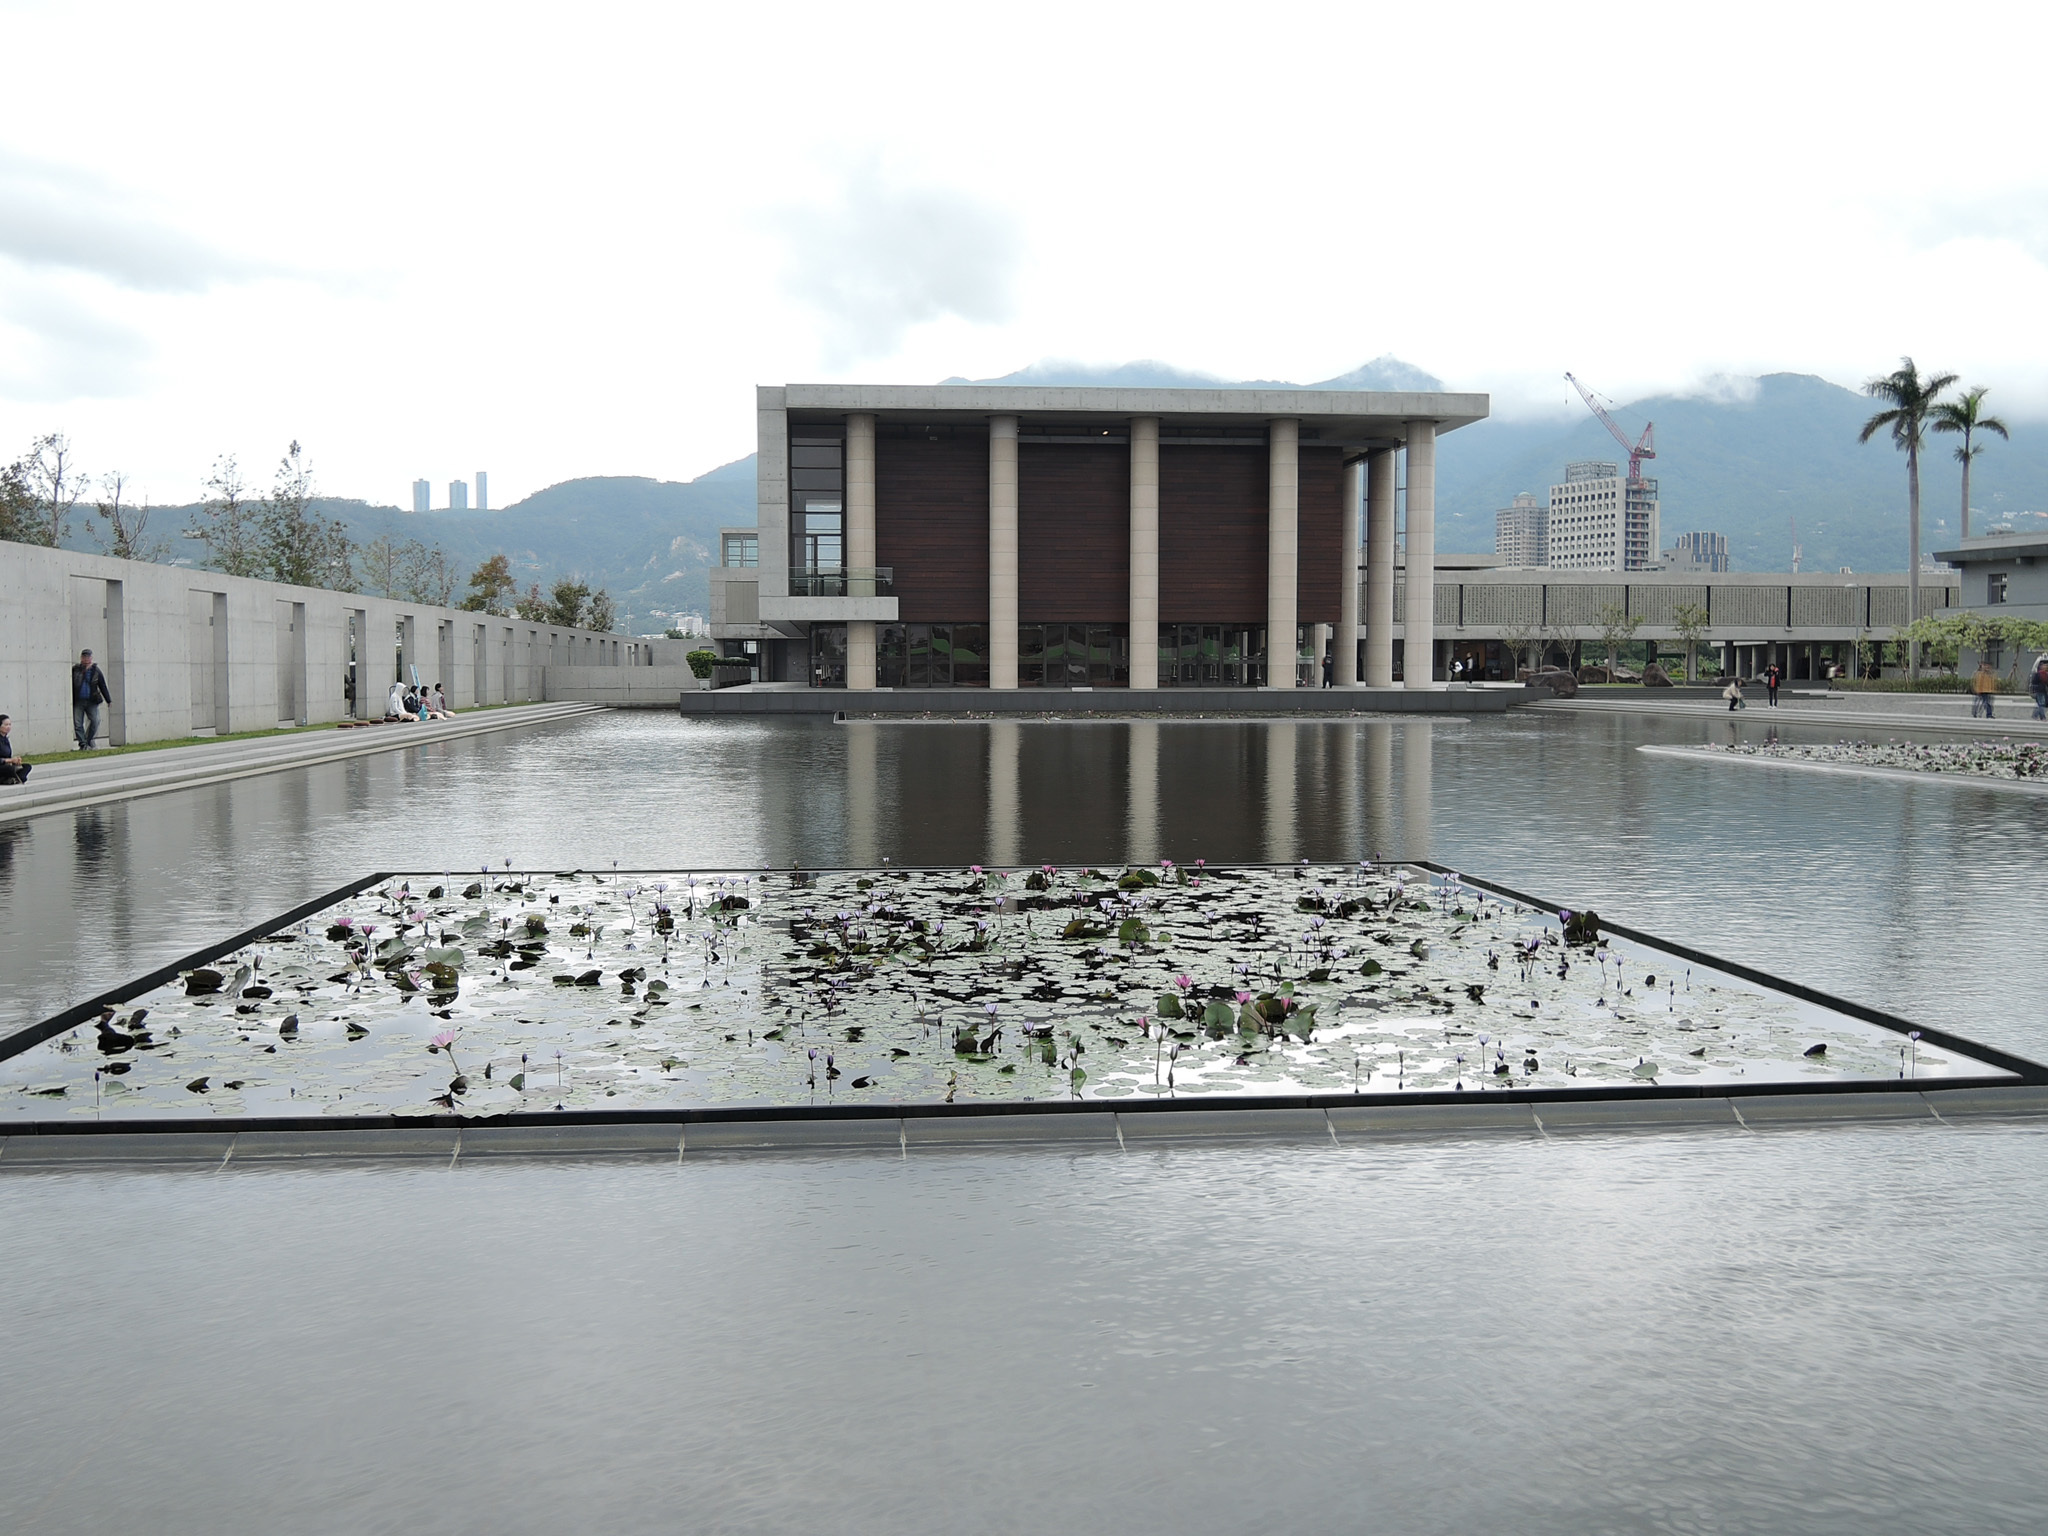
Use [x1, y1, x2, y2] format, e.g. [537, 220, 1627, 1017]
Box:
[1972, 659, 1999, 718]
[1764, 662, 1780, 707]
[70, 649, 111, 750]
[2030, 657, 2048, 721]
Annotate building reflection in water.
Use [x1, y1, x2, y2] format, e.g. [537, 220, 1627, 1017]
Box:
[832, 718, 1436, 870]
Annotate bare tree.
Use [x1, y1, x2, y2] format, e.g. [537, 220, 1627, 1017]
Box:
[188, 455, 265, 577]
[90, 471, 168, 562]
[358, 534, 404, 598]
[1595, 602, 1642, 681]
[22, 433, 84, 546]
[258, 441, 353, 590]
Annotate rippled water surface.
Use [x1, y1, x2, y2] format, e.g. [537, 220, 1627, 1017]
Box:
[4, 708, 2046, 1533]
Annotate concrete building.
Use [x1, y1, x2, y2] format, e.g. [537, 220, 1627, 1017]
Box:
[1664, 531, 1729, 573]
[412, 479, 431, 515]
[449, 479, 470, 512]
[1546, 460, 1660, 572]
[0, 544, 652, 755]
[1494, 492, 1547, 568]
[711, 382, 1489, 690]
[1421, 563, 1957, 681]
[476, 471, 489, 512]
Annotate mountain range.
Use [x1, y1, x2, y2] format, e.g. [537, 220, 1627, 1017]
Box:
[57, 360, 2048, 626]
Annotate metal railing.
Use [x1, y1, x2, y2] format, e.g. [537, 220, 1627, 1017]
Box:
[789, 567, 894, 598]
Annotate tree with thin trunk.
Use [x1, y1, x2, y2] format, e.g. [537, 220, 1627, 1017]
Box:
[1930, 386, 2009, 541]
[1860, 358, 1956, 679]
[1595, 602, 1641, 681]
[188, 454, 264, 577]
[258, 441, 354, 590]
[22, 433, 84, 547]
[1672, 602, 1711, 682]
[458, 553, 517, 615]
[91, 471, 168, 562]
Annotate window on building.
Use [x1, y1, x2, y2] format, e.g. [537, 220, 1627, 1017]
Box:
[789, 433, 844, 576]
[1989, 572, 2009, 604]
[721, 534, 759, 568]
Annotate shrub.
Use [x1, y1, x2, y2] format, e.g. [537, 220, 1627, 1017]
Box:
[686, 649, 717, 679]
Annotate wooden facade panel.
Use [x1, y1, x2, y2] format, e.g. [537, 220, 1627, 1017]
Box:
[875, 434, 990, 621]
[1296, 446, 1344, 623]
[1158, 445, 1268, 621]
[1018, 441, 1129, 623]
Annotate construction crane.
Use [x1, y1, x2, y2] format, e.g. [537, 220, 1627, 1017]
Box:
[1564, 373, 1656, 484]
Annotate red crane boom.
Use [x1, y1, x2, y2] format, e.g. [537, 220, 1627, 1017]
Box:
[1564, 372, 1656, 483]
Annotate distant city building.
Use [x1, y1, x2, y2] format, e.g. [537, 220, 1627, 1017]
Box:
[449, 479, 469, 512]
[476, 471, 488, 511]
[1546, 460, 1660, 572]
[1663, 530, 1730, 573]
[1494, 492, 1547, 568]
[412, 479, 431, 515]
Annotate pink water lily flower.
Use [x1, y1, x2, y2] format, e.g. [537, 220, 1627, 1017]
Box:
[1235, 990, 1253, 1005]
[430, 1029, 455, 1050]
[1174, 974, 1193, 992]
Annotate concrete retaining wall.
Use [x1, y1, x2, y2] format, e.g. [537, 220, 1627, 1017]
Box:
[543, 666, 708, 703]
[1, 543, 638, 754]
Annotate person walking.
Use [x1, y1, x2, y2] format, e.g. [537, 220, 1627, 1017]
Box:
[70, 649, 111, 750]
[0, 714, 29, 785]
[1972, 659, 1999, 718]
[2030, 657, 2048, 721]
[1764, 662, 1781, 707]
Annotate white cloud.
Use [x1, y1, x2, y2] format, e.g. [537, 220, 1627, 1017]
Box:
[772, 164, 1021, 366]
[0, 151, 258, 293]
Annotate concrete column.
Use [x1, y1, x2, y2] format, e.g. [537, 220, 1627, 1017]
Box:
[846, 413, 876, 689]
[1267, 419, 1299, 687]
[989, 416, 1019, 690]
[1404, 421, 1439, 689]
[1338, 459, 1363, 685]
[1129, 417, 1159, 690]
[1365, 448, 1397, 687]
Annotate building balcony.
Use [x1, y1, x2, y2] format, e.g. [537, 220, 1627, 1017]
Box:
[788, 567, 894, 598]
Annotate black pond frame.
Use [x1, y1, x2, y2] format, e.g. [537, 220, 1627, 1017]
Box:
[3, 861, 2043, 1139]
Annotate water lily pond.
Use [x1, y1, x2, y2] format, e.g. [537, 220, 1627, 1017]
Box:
[2, 862, 2007, 1120]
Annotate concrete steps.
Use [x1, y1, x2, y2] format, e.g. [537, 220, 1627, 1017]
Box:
[0, 703, 604, 824]
[1524, 695, 2048, 738]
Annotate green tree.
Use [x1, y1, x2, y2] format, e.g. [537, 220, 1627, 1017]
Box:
[258, 441, 353, 590]
[1672, 601, 1711, 682]
[187, 454, 264, 577]
[1930, 386, 2009, 541]
[1860, 358, 1956, 678]
[358, 534, 404, 598]
[514, 582, 549, 622]
[90, 471, 167, 562]
[586, 588, 616, 633]
[1595, 602, 1642, 680]
[458, 553, 517, 614]
[0, 457, 38, 543]
[400, 541, 456, 606]
[545, 577, 591, 627]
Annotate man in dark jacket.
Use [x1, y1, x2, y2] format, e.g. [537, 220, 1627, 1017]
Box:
[71, 649, 112, 750]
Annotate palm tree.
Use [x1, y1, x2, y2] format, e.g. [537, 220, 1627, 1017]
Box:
[1860, 358, 1956, 678]
[1930, 386, 2010, 540]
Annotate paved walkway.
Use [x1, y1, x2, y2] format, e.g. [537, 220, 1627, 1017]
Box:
[0, 703, 603, 825]
[1525, 691, 2048, 739]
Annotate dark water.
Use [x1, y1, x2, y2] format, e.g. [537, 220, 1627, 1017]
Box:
[4, 710, 2047, 1534]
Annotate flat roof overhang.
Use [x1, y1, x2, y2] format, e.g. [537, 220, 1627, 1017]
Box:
[778, 383, 1489, 444]
[1934, 536, 2048, 565]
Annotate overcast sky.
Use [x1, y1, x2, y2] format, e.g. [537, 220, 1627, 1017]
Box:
[3, 0, 2045, 508]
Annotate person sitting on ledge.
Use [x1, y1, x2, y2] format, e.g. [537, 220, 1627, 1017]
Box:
[0, 714, 29, 785]
[424, 684, 454, 720]
[385, 681, 410, 720]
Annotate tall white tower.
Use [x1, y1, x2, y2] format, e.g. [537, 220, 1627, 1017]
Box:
[475, 471, 488, 511]
[412, 479, 430, 514]
[449, 479, 469, 512]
